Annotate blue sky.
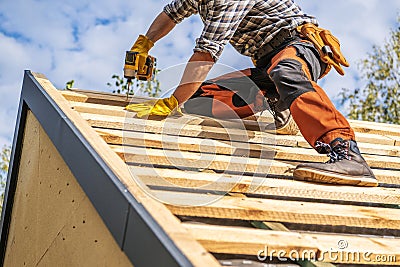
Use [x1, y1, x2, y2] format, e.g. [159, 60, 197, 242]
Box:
[0, 0, 399, 149]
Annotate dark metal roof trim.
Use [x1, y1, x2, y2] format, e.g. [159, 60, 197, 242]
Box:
[0, 70, 193, 267]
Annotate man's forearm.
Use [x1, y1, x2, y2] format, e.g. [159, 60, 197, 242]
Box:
[144, 13, 214, 105]
[145, 12, 176, 43]
[173, 52, 215, 104]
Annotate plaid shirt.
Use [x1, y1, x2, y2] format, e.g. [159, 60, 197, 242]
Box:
[164, 0, 318, 60]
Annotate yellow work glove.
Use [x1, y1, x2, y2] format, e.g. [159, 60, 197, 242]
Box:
[125, 95, 183, 118]
[297, 23, 349, 77]
[129, 35, 155, 74]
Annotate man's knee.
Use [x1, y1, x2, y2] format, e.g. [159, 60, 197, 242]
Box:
[184, 93, 214, 117]
[269, 59, 305, 88]
[268, 59, 315, 108]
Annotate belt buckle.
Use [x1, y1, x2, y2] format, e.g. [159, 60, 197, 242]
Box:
[281, 28, 291, 37]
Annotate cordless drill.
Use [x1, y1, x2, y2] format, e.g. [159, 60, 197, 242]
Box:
[124, 51, 156, 86]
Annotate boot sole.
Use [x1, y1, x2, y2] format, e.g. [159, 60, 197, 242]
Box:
[293, 167, 379, 187]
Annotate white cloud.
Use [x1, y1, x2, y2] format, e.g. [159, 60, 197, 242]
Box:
[0, 0, 399, 148]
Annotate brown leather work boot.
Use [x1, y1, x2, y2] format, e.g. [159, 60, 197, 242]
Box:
[293, 138, 378, 187]
[267, 98, 299, 135]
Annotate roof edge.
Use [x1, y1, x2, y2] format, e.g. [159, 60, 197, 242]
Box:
[0, 71, 216, 267]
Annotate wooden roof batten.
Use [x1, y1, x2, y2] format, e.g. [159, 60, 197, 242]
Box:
[1, 70, 400, 267]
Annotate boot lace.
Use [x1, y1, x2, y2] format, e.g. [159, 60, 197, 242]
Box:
[315, 141, 349, 163]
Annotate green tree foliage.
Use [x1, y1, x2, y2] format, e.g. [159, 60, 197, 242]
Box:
[107, 74, 132, 96]
[0, 145, 11, 211]
[341, 17, 400, 123]
[107, 69, 161, 98]
[139, 69, 161, 98]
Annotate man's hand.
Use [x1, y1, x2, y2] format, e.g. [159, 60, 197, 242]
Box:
[128, 35, 154, 75]
[125, 95, 182, 118]
[125, 52, 213, 118]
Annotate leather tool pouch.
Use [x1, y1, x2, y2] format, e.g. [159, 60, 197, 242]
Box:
[296, 23, 349, 78]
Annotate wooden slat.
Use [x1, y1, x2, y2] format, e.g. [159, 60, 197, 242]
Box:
[272, 146, 400, 170]
[81, 112, 400, 170]
[72, 102, 128, 117]
[183, 223, 400, 265]
[71, 101, 400, 147]
[108, 143, 400, 187]
[353, 141, 400, 157]
[97, 128, 268, 157]
[68, 89, 151, 106]
[81, 112, 277, 146]
[372, 169, 400, 185]
[128, 166, 400, 205]
[349, 119, 400, 137]
[61, 90, 89, 102]
[98, 127, 400, 169]
[100, 131, 400, 184]
[70, 100, 400, 137]
[98, 128, 400, 163]
[186, 223, 320, 261]
[296, 133, 397, 149]
[73, 101, 400, 158]
[111, 144, 292, 175]
[83, 114, 400, 172]
[110, 141, 400, 185]
[386, 135, 400, 146]
[150, 190, 400, 229]
[356, 132, 397, 146]
[70, 100, 277, 133]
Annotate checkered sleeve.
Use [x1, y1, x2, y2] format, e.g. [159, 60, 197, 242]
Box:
[163, 0, 198, 24]
[194, 0, 254, 61]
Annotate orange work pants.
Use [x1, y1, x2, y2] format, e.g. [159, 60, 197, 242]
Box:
[267, 45, 355, 148]
[185, 42, 355, 150]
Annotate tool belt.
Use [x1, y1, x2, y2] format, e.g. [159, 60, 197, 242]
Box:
[254, 28, 299, 60]
[254, 24, 349, 78]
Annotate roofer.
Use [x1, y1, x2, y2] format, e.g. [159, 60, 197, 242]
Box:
[125, 0, 378, 187]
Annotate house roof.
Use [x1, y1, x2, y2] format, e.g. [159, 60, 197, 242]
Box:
[1, 70, 400, 266]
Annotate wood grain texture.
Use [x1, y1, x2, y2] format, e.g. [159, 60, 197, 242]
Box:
[60, 87, 400, 266]
[184, 223, 400, 265]
[81, 113, 400, 170]
[60, 91, 88, 103]
[70, 100, 276, 131]
[128, 166, 400, 205]
[109, 141, 400, 185]
[112, 144, 292, 176]
[154, 190, 400, 229]
[71, 100, 400, 137]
